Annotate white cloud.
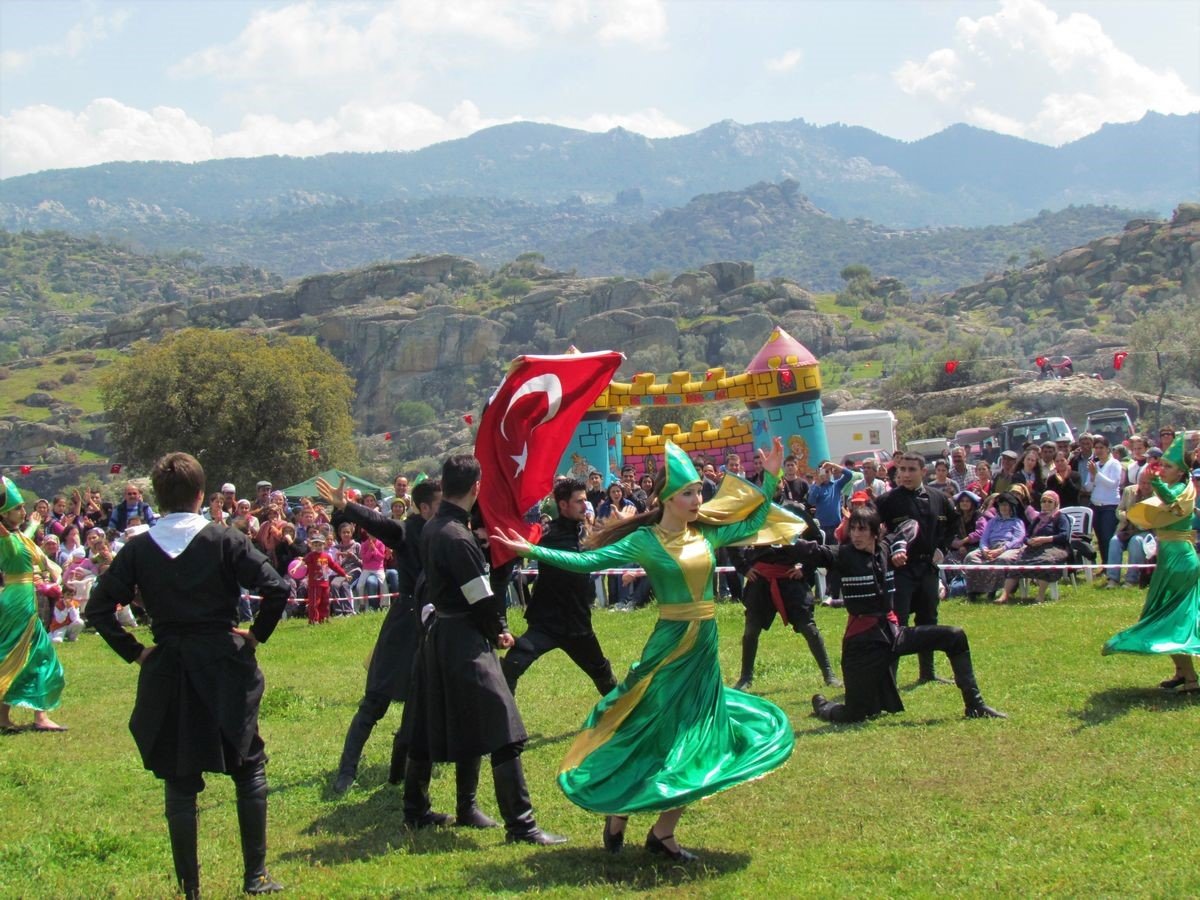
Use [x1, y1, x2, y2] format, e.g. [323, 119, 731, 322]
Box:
[893, 0, 1200, 144]
[764, 49, 803, 75]
[0, 5, 129, 73]
[172, 0, 667, 88]
[0, 98, 690, 178]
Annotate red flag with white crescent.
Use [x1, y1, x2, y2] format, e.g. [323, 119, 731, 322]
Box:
[475, 350, 623, 566]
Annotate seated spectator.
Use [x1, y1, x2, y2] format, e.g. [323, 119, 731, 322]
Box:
[48, 584, 85, 643]
[963, 492, 1027, 601]
[947, 491, 988, 562]
[1103, 467, 1156, 589]
[358, 531, 388, 611]
[995, 490, 1072, 604]
[234, 499, 260, 534]
[1008, 483, 1037, 524]
[58, 524, 87, 568]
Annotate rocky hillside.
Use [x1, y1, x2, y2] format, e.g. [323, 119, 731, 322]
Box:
[5, 207, 1199, 495]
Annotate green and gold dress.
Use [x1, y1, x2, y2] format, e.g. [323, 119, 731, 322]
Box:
[524, 472, 795, 814]
[1102, 475, 1200, 656]
[1, 522, 65, 712]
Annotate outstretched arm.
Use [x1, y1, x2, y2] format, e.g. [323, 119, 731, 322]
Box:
[491, 526, 643, 574]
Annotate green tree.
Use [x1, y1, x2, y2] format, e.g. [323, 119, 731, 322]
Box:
[100, 328, 357, 490]
[1126, 302, 1200, 429]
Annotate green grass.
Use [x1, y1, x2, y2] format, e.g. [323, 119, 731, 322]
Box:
[2, 584, 1196, 897]
[0, 350, 119, 421]
[810, 292, 885, 333]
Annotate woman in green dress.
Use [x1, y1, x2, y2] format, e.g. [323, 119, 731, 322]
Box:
[491, 438, 795, 862]
[1102, 435, 1200, 693]
[0, 476, 67, 732]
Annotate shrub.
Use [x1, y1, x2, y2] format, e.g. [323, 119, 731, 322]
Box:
[392, 400, 436, 428]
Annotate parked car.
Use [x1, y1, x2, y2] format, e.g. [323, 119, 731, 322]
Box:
[951, 427, 1000, 462]
[1084, 408, 1136, 445]
[999, 416, 1074, 452]
[841, 448, 893, 468]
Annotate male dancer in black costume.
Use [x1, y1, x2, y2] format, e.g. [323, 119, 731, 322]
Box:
[732, 505, 840, 690]
[796, 507, 1006, 723]
[501, 478, 617, 697]
[86, 452, 289, 898]
[320, 476, 498, 827]
[876, 451, 960, 684]
[400, 455, 566, 844]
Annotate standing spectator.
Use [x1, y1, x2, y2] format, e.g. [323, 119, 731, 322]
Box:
[1088, 436, 1123, 572]
[253, 481, 273, 513]
[808, 461, 853, 543]
[1038, 442, 1058, 482]
[968, 460, 994, 497]
[1014, 448, 1046, 503]
[948, 447, 973, 492]
[384, 474, 410, 508]
[858, 458, 888, 498]
[1071, 434, 1096, 504]
[992, 450, 1021, 494]
[780, 455, 809, 504]
[109, 483, 157, 531]
[204, 493, 229, 524]
[1157, 426, 1177, 451]
[303, 532, 345, 624]
[1046, 452, 1083, 508]
[1103, 468, 1156, 589]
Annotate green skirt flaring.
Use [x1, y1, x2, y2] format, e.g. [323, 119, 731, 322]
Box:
[1102, 539, 1200, 656]
[557, 617, 794, 814]
[1, 583, 65, 712]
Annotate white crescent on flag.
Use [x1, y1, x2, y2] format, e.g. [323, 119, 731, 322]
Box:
[500, 374, 563, 441]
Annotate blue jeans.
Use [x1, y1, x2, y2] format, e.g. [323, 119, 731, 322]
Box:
[1091, 505, 1118, 566]
[1105, 532, 1155, 584]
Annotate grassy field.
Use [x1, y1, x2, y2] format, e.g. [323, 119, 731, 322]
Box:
[2, 584, 1197, 898]
[0, 350, 120, 422]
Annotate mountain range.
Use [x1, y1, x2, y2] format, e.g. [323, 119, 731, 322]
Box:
[2, 112, 1195, 242]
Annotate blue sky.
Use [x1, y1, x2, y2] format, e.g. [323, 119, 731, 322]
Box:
[1, 0, 1197, 178]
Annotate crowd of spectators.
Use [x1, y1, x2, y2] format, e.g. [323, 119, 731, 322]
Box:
[15, 472, 428, 635]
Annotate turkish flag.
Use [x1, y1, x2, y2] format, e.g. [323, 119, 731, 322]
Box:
[475, 350, 623, 566]
[19, 465, 32, 475]
[308, 448, 320, 459]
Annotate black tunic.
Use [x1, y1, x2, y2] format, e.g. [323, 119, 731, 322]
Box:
[408, 501, 526, 762]
[876, 485, 958, 567]
[525, 516, 596, 637]
[84, 523, 289, 780]
[336, 502, 424, 701]
[792, 539, 904, 719]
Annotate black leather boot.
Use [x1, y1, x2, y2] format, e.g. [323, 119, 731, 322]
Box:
[402, 757, 453, 829]
[917, 651, 953, 685]
[233, 764, 283, 894]
[387, 733, 408, 786]
[454, 757, 499, 828]
[164, 782, 200, 900]
[333, 704, 377, 794]
[800, 623, 841, 686]
[949, 651, 1008, 719]
[492, 757, 567, 845]
[733, 632, 757, 690]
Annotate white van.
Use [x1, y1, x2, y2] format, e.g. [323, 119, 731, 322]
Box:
[824, 409, 899, 463]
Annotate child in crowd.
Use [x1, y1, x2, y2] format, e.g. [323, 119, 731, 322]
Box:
[49, 584, 85, 643]
[303, 532, 345, 624]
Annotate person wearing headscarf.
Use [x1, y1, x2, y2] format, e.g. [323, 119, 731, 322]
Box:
[491, 438, 797, 863]
[0, 476, 67, 733]
[1102, 435, 1200, 693]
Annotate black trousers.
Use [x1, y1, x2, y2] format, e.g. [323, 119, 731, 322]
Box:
[822, 624, 970, 723]
[893, 563, 940, 628]
[501, 624, 616, 696]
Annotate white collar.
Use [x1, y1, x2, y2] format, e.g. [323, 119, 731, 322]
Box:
[148, 513, 210, 559]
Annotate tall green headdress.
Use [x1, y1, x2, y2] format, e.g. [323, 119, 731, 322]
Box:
[1163, 433, 1188, 472]
[660, 439, 701, 502]
[0, 476, 25, 514]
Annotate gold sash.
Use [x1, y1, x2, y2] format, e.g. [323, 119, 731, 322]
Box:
[0, 615, 36, 698]
[658, 601, 716, 621]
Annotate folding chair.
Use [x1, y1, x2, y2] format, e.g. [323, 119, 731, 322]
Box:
[1059, 506, 1095, 585]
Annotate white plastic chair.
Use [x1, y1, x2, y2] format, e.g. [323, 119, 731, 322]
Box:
[1060, 506, 1095, 583]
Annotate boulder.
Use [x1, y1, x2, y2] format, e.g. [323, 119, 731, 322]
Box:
[701, 261, 755, 293]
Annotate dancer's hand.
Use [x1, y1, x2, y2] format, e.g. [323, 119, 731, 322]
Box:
[757, 436, 785, 477]
[233, 627, 258, 648]
[490, 527, 532, 555]
[498, 632, 515, 650]
[135, 645, 157, 666]
[315, 476, 348, 509]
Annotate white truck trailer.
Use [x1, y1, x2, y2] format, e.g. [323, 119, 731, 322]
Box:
[823, 409, 899, 464]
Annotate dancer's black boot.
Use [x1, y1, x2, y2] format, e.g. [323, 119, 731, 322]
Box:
[454, 757, 499, 828]
[949, 651, 1008, 719]
[733, 631, 757, 690]
[233, 764, 283, 894]
[387, 732, 408, 786]
[800, 622, 841, 686]
[917, 651, 953, 685]
[402, 756, 453, 829]
[333, 702, 378, 793]
[164, 782, 200, 900]
[492, 757, 567, 845]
